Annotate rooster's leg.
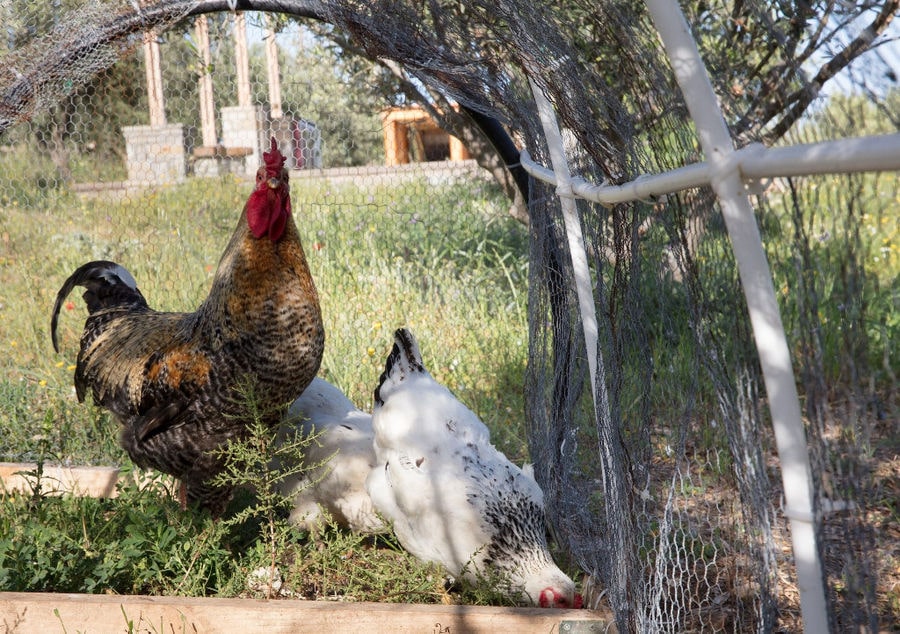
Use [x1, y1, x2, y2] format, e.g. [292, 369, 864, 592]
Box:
[178, 480, 188, 510]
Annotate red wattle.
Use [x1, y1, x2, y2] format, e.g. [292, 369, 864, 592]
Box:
[268, 198, 287, 240]
[247, 189, 269, 238]
[246, 188, 289, 241]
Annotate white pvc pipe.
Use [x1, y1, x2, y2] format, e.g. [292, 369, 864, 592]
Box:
[528, 79, 601, 411]
[520, 148, 712, 204]
[521, 133, 900, 207]
[740, 134, 900, 178]
[530, 76, 636, 630]
[644, 1, 829, 632]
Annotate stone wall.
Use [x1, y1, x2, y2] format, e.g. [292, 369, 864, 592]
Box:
[121, 124, 186, 186]
[221, 105, 264, 176]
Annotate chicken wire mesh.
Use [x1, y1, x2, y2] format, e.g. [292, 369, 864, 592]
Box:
[1, 0, 897, 631]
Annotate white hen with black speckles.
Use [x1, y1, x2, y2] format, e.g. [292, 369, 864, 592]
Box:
[366, 328, 580, 608]
[275, 377, 386, 534]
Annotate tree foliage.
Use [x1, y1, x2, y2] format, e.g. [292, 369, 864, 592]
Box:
[0, 1, 895, 189]
[290, 0, 898, 218]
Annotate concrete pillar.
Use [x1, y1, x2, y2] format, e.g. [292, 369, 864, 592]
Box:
[122, 124, 186, 185]
[221, 105, 263, 176]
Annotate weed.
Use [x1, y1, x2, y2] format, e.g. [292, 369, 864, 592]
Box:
[209, 380, 323, 598]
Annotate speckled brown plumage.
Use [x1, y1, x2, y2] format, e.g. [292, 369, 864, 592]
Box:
[50, 140, 325, 515]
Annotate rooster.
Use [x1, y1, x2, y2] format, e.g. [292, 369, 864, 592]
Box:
[365, 328, 583, 608]
[50, 138, 325, 515]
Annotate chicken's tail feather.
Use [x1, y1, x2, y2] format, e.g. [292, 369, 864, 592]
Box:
[51, 260, 147, 352]
[374, 328, 425, 406]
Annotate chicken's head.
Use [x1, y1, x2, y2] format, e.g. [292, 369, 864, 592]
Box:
[247, 137, 291, 241]
[538, 587, 584, 609]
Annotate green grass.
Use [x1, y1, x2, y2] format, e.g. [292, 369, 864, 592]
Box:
[760, 171, 899, 391]
[0, 172, 531, 465]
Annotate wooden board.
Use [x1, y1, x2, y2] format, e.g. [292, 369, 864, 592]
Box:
[0, 592, 615, 633]
[0, 462, 122, 498]
[0, 463, 174, 499]
[1, 465, 615, 632]
[192, 145, 254, 158]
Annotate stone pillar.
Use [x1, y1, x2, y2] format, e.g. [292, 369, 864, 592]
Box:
[122, 124, 186, 186]
[221, 105, 263, 176]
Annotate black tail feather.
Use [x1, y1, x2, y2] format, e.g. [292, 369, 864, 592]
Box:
[51, 260, 146, 353]
[374, 328, 425, 406]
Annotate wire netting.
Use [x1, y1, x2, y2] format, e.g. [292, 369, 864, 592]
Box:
[1, 1, 897, 631]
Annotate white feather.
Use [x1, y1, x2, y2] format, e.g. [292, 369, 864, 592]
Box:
[275, 378, 386, 534]
[108, 263, 138, 290]
[366, 329, 580, 608]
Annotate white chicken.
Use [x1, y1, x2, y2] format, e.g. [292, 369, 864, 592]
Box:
[365, 328, 583, 609]
[275, 378, 386, 534]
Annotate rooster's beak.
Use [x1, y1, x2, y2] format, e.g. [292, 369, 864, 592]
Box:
[266, 177, 281, 189]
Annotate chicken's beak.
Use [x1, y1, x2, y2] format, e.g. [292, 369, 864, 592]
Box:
[266, 177, 281, 189]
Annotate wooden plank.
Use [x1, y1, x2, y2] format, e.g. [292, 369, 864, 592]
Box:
[0, 463, 174, 499]
[224, 146, 254, 158]
[142, 30, 166, 127]
[0, 593, 614, 634]
[383, 120, 409, 166]
[195, 16, 217, 148]
[0, 462, 121, 498]
[265, 14, 283, 119]
[233, 12, 252, 108]
[192, 146, 254, 158]
[449, 134, 470, 161]
[381, 105, 431, 125]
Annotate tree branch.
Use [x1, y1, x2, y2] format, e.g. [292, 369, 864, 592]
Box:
[761, 0, 898, 143]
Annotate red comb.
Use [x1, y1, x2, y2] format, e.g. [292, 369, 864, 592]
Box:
[262, 137, 286, 174]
